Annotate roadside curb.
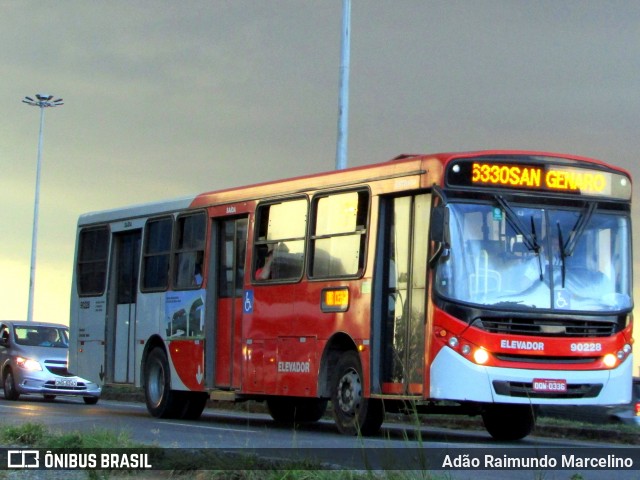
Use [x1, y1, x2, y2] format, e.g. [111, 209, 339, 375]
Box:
[100, 386, 638, 445]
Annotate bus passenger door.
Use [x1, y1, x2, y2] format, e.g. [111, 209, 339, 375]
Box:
[207, 216, 247, 389]
[107, 230, 141, 384]
[373, 194, 430, 395]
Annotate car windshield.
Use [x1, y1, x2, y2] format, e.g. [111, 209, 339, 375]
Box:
[434, 201, 632, 312]
[14, 326, 69, 348]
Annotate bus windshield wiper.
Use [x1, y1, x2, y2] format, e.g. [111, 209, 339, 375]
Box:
[554, 202, 596, 288]
[556, 222, 567, 288]
[495, 195, 543, 280]
[564, 202, 596, 257]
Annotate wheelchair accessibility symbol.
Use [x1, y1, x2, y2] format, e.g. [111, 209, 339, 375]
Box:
[243, 290, 254, 314]
[555, 289, 570, 309]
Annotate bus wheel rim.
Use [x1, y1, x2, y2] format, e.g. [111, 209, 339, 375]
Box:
[148, 362, 165, 406]
[337, 368, 361, 415]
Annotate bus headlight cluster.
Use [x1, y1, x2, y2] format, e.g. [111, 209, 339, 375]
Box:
[443, 332, 490, 365]
[603, 344, 632, 369]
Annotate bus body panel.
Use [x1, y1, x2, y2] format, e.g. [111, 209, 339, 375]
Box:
[245, 279, 372, 397]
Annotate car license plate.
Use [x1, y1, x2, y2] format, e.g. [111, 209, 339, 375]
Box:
[55, 378, 77, 388]
[533, 378, 567, 393]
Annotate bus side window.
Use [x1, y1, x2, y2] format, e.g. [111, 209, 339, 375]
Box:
[77, 226, 110, 296]
[309, 190, 369, 278]
[253, 198, 307, 282]
[173, 212, 206, 289]
[141, 217, 173, 291]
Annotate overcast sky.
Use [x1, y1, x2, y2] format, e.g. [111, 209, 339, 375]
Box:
[2, 0, 640, 352]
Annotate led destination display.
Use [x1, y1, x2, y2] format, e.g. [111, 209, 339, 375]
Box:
[446, 158, 631, 199]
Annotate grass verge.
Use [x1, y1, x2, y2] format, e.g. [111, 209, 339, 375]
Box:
[0, 422, 442, 480]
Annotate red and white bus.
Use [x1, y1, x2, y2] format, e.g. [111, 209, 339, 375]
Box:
[69, 150, 634, 440]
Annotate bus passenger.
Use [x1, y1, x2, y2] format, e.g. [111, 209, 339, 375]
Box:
[256, 245, 274, 280]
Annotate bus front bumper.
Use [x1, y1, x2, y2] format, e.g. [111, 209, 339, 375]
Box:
[429, 347, 632, 405]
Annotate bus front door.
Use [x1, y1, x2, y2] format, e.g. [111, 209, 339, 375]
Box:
[107, 230, 141, 384]
[374, 194, 430, 395]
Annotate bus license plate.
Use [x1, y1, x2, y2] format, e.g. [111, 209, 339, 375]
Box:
[55, 379, 77, 388]
[533, 378, 567, 393]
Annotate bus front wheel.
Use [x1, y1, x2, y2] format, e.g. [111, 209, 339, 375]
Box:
[144, 347, 184, 418]
[331, 351, 384, 436]
[481, 403, 536, 440]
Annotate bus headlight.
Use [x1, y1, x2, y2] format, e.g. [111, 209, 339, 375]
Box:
[473, 348, 489, 365]
[603, 353, 617, 368]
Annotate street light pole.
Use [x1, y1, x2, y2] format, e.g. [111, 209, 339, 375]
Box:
[22, 94, 63, 322]
[335, 0, 351, 170]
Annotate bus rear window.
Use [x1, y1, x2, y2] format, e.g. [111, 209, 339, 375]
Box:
[77, 226, 110, 296]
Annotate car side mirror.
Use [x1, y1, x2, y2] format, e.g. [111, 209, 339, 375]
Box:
[0, 337, 8, 348]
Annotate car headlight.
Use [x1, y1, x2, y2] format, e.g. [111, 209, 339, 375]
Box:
[16, 356, 42, 371]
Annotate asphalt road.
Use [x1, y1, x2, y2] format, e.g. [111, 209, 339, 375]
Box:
[0, 395, 638, 479]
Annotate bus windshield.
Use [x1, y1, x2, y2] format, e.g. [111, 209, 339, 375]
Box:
[434, 200, 632, 312]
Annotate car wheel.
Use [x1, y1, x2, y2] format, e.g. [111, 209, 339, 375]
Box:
[3, 368, 20, 401]
[83, 396, 99, 405]
[43, 394, 56, 401]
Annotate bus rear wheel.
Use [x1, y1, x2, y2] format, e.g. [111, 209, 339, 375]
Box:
[144, 347, 184, 418]
[182, 392, 208, 420]
[267, 397, 328, 423]
[331, 351, 384, 436]
[481, 404, 536, 440]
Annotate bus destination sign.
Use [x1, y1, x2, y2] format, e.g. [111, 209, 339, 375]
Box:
[446, 158, 631, 200]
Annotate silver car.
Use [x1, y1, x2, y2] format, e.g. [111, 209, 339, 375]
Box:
[0, 321, 101, 404]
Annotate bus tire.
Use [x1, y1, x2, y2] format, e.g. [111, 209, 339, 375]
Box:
[331, 351, 384, 436]
[144, 347, 184, 418]
[181, 392, 208, 420]
[267, 397, 328, 423]
[481, 404, 536, 440]
[3, 368, 20, 401]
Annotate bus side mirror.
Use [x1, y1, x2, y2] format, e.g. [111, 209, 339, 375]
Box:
[429, 205, 450, 269]
[430, 205, 449, 245]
